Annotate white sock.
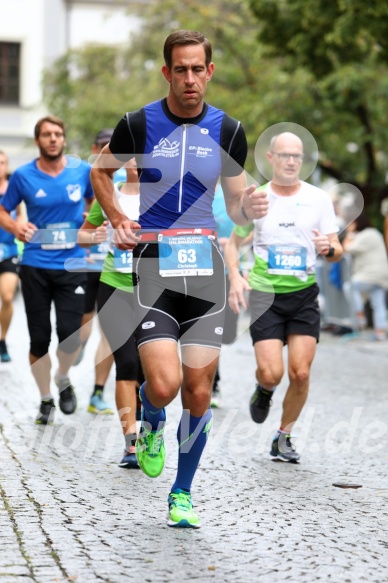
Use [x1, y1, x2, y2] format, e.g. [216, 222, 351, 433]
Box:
[55, 371, 69, 382]
[41, 393, 54, 401]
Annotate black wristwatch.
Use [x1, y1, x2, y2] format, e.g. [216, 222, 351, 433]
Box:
[325, 246, 335, 258]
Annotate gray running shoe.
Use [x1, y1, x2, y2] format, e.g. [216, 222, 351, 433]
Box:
[270, 433, 300, 463]
[55, 375, 77, 414]
[35, 399, 55, 425]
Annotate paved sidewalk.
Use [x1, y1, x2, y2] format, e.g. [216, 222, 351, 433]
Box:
[0, 293, 387, 582]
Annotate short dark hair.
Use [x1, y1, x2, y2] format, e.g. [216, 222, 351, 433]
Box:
[163, 30, 212, 69]
[94, 128, 114, 146]
[34, 116, 66, 139]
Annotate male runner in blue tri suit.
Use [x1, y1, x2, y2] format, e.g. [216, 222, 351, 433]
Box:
[0, 116, 94, 425]
[91, 30, 268, 528]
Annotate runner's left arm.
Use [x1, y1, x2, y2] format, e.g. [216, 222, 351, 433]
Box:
[219, 118, 268, 224]
[222, 173, 269, 225]
[312, 230, 343, 262]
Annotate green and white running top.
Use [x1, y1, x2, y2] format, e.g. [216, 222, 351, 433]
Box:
[87, 185, 140, 293]
[234, 181, 339, 294]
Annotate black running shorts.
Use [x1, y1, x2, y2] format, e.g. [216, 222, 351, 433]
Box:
[84, 270, 101, 314]
[133, 240, 226, 349]
[19, 265, 86, 356]
[249, 283, 320, 345]
[97, 281, 142, 382]
[0, 256, 18, 275]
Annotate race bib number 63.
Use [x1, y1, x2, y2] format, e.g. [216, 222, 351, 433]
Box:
[158, 235, 213, 277]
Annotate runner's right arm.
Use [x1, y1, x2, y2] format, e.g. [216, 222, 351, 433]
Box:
[0, 173, 37, 242]
[90, 145, 140, 250]
[0, 205, 36, 243]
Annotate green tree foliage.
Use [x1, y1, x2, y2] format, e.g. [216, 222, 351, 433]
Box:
[122, 0, 278, 172]
[42, 0, 308, 174]
[42, 1, 259, 165]
[123, 0, 319, 175]
[42, 0, 388, 215]
[43, 45, 137, 157]
[249, 0, 388, 211]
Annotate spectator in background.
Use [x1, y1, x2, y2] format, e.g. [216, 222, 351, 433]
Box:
[0, 151, 23, 362]
[343, 213, 388, 341]
[380, 196, 388, 255]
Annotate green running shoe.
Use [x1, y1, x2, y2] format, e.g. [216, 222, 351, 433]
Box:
[135, 415, 166, 478]
[167, 489, 201, 529]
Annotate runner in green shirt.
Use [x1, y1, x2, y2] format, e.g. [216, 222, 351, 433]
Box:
[78, 158, 142, 468]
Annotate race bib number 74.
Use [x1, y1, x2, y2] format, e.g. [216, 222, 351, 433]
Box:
[37, 222, 77, 250]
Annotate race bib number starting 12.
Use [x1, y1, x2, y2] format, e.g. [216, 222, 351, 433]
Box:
[267, 244, 307, 276]
[113, 247, 133, 273]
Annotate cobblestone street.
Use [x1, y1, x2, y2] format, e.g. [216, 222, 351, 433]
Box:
[0, 293, 387, 582]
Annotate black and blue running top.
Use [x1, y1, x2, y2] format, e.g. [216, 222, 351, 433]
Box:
[109, 98, 248, 230]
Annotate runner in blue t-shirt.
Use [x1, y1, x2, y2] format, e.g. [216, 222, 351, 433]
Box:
[0, 151, 23, 363]
[0, 116, 94, 425]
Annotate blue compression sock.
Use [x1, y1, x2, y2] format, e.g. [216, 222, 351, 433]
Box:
[139, 382, 166, 430]
[171, 409, 213, 493]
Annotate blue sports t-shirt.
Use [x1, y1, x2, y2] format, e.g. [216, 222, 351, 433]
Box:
[0, 194, 18, 260]
[0, 157, 94, 269]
